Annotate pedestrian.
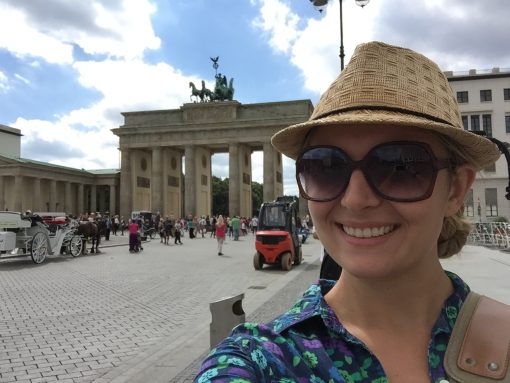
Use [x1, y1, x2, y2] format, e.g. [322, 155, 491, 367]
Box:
[194, 41, 509, 382]
[251, 215, 258, 234]
[187, 215, 196, 239]
[120, 217, 126, 235]
[215, 215, 226, 255]
[231, 216, 240, 240]
[128, 218, 139, 252]
[174, 220, 183, 245]
[113, 215, 119, 235]
[199, 216, 207, 238]
[164, 217, 173, 245]
[210, 215, 217, 238]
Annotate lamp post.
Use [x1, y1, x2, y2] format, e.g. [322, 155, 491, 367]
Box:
[310, 0, 370, 70]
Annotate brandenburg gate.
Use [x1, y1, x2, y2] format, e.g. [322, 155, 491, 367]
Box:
[112, 100, 312, 219]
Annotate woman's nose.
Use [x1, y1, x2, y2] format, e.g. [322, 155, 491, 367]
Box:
[340, 169, 382, 210]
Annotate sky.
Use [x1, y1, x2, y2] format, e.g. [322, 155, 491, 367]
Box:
[1, 0, 509, 196]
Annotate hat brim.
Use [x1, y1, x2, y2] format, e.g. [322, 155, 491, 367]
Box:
[271, 109, 500, 169]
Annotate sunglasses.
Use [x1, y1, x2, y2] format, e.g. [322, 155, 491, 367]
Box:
[296, 141, 452, 203]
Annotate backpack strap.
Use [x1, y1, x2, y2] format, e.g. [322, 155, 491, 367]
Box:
[445, 291, 510, 382]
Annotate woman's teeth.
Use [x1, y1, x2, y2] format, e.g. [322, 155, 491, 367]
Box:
[343, 225, 395, 238]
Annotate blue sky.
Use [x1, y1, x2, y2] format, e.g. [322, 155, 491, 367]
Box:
[1, 0, 509, 195]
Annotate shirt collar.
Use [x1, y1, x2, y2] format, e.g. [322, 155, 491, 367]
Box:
[267, 271, 470, 336]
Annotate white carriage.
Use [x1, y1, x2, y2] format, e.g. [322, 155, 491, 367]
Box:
[0, 211, 83, 264]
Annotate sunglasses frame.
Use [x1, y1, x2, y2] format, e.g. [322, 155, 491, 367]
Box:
[296, 141, 452, 203]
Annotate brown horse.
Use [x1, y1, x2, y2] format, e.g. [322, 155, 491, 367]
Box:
[76, 221, 102, 254]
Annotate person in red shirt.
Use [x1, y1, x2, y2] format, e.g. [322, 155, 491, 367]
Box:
[215, 215, 226, 256]
[128, 219, 140, 252]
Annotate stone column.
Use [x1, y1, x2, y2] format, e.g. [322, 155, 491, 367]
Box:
[151, 147, 162, 213]
[0, 176, 3, 210]
[14, 175, 23, 212]
[65, 182, 72, 213]
[229, 143, 240, 217]
[33, 178, 41, 212]
[90, 184, 97, 213]
[109, 184, 116, 215]
[119, 149, 131, 220]
[77, 184, 84, 216]
[263, 142, 276, 203]
[184, 145, 196, 216]
[50, 179, 57, 211]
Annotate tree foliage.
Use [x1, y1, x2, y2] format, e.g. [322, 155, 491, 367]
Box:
[212, 176, 229, 216]
[251, 181, 263, 217]
[211, 177, 296, 218]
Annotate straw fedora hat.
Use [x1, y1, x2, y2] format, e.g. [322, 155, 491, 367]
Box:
[271, 41, 500, 169]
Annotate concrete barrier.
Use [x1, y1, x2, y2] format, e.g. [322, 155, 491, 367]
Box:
[209, 293, 245, 349]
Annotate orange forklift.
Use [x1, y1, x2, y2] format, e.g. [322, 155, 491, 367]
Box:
[253, 196, 302, 271]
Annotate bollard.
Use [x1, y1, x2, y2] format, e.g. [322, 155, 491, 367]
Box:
[209, 293, 245, 349]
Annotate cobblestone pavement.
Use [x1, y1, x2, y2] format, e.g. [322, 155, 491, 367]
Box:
[1, 234, 509, 383]
[0, 233, 322, 383]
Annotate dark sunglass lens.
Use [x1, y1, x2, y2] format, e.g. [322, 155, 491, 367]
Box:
[298, 147, 350, 200]
[367, 144, 435, 200]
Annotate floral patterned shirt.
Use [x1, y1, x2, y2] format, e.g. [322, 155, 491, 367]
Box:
[195, 271, 469, 383]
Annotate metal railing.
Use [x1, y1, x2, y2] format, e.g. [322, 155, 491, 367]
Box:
[466, 222, 510, 248]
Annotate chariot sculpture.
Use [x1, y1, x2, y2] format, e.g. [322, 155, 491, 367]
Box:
[189, 57, 235, 102]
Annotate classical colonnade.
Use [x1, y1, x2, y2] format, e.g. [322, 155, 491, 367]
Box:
[113, 100, 312, 220]
[0, 171, 118, 216]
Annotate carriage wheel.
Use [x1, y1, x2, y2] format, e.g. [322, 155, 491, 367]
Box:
[70, 235, 83, 257]
[294, 247, 303, 265]
[30, 232, 48, 264]
[149, 230, 156, 240]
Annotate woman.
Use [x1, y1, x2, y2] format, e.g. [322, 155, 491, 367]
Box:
[194, 42, 506, 382]
[128, 218, 139, 252]
[215, 215, 226, 256]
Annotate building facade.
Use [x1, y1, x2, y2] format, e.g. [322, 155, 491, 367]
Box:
[446, 68, 510, 222]
[0, 125, 119, 216]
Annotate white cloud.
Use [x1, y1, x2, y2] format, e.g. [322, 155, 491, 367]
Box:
[0, 0, 160, 65]
[252, 0, 300, 55]
[14, 73, 30, 85]
[0, 70, 9, 92]
[15, 58, 200, 170]
[0, 4, 74, 64]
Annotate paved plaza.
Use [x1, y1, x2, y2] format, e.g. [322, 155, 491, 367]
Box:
[0, 232, 509, 383]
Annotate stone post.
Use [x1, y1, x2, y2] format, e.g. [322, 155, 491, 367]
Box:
[151, 147, 162, 213]
[184, 145, 196, 216]
[229, 143, 240, 217]
[120, 149, 131, 219]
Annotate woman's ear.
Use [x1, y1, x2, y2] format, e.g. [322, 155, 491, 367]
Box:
[446, 164, 476, 216]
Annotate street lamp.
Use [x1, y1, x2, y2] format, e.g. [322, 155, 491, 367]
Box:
[309, 0, 370, 70]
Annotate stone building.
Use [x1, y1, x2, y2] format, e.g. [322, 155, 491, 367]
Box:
[446, 68, 510, 221]
[112, 100, 313, 220]
[0, 124, 119, 215]
[0, 100, 313, 219]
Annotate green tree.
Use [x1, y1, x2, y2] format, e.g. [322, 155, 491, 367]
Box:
[212, 176, 229, 216]
[251, 181, 263, 217]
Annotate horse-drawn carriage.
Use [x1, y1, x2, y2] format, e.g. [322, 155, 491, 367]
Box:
[0, 211, 83, 264]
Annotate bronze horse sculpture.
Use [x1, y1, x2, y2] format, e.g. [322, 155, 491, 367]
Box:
[76, 220, 105, 254]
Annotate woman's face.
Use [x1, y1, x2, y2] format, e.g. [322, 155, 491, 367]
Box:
[306, 124, 473, 279]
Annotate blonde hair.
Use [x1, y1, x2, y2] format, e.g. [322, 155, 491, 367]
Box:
[436, 134, 481, 258]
